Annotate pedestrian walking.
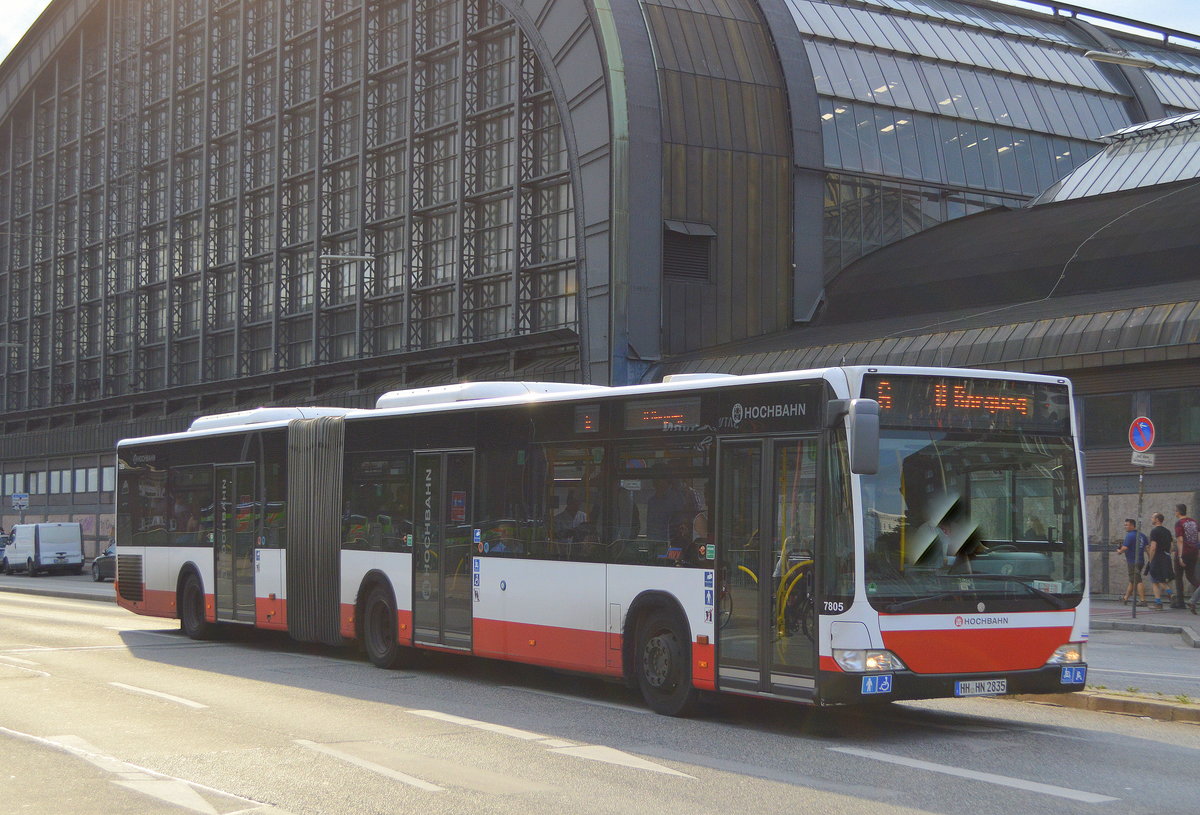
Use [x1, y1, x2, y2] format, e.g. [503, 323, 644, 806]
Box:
[1118, 518, 1147, 606]
[1145, 513, 1174, 609]
[1175, 504, 1199, 595]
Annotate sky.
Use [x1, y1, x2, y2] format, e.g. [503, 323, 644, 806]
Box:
[0, 0, 1199, 66]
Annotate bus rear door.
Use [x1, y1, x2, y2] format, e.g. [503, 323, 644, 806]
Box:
[413, 450, 474, 650]
[214, 462, 256, 623]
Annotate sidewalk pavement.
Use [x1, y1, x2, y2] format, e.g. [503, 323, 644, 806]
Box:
[1015, 594, 1200, 725]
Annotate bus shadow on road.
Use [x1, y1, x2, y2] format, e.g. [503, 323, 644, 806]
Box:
[114, 624, 1034, 747]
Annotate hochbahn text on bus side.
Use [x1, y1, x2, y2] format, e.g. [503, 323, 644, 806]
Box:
[114, 365, 1089, 714]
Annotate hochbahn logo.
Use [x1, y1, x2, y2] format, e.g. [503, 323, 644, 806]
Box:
[728, 402, 808, 426]
[954, 615, 1010, 627]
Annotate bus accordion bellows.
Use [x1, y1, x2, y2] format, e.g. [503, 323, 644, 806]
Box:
[114, 366, 1089, 715]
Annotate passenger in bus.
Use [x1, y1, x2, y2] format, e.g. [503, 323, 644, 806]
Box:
[1023, 516, 1047, 540]
[665, 512, 701, 565]
[646, 474, 701, 542]
[553, 492, 587, 541]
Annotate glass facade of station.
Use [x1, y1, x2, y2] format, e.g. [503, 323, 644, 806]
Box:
[785, 0, 1200, 275]
[0, 0, 576, 412]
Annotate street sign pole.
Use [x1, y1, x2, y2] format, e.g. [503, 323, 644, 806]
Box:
[1128, 417, 1155, 619]
[1133, 468, 1145, 619]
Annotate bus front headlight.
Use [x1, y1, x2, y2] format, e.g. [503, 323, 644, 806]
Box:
[1045, 643, 1085, 665]
[833, 649, 906, 673]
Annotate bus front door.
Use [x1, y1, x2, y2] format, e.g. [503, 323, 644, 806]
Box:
[716, 438, 817, 698]
[412, 451, 474, 650]
[214, 463, 256, 623]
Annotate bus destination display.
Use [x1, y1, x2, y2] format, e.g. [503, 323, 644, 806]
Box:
[862, 375, 1070, 433]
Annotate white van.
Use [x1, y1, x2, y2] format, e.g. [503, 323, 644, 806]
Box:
[2, 523, 84, 576]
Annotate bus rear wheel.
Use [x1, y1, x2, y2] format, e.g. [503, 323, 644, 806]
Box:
[635, 608, 698, 716]
[179, 573, 214, 640]
[363, 584, 403, 669]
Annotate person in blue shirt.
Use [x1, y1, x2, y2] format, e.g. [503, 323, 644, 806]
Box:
[1118, 518, 1147, 606]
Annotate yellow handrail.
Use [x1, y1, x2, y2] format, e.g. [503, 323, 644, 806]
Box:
[775, 559, 813, 635]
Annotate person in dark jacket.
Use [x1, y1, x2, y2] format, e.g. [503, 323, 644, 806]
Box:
[1145, 513, 1174, 610]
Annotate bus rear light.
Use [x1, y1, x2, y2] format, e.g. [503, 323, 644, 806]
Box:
[832, 649, 906, 673]
[1045, 643, 1085, 665]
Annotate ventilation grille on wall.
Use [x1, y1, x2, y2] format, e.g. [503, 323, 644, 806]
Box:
[663, 220, 715, 282]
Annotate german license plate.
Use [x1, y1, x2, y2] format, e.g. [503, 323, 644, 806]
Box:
[955, 678, 1007, 697]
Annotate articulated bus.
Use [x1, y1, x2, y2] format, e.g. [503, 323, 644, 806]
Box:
[114, 366, 1088, 715]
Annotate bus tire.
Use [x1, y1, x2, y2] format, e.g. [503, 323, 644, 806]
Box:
[362, 584, 403, 669]
[634, 608, 698, 716]
[179, 572, 215, 640]
[26, 558, 37, 577]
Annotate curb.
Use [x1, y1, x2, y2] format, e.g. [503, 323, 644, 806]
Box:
[1091, 618, 1200, 647]
[1015, 691, 1200, 724]
[0, 583, 117, 604]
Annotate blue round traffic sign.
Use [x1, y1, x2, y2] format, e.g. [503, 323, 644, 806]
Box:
[1129, 417, 1155, 452]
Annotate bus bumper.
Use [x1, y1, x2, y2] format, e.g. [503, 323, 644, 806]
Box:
[818, 663, 1089, 704]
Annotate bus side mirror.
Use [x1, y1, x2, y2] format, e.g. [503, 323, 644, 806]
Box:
[828, 398, 879, 475]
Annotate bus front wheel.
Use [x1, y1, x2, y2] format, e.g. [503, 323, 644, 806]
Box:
[179, 573, 215, 640]
[363, 584, 403, 669]
[635, 608, 699, 716]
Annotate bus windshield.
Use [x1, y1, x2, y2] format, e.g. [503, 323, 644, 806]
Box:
[861, 430, 1084, 614]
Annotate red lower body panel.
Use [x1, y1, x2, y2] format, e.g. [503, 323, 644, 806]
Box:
[473, 617, 621, 677]
[882, 627, 1073, 673]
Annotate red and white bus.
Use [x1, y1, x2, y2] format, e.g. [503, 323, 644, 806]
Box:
[115, 366, 1088, 714]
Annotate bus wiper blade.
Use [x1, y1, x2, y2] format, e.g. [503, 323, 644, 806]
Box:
[884, 592, 965, 613]
[967, 575, 1068, 609]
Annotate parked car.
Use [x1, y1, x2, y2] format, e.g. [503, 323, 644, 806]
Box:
[92, 542, 116, 582]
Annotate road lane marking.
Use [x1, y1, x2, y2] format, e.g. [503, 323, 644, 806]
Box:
[408, 709, 546, 740]
[0, 729, 281, 813]
[408, 709, 692, 778]
[109, 682, 208, 709]
[295, 739, 445, 792]
[829, 746, 1118, 803]
[547, 744, 694, 777]
[501, 685, 652, 714]
[0, 662, 49, 677]
[0, 654, 40, 665]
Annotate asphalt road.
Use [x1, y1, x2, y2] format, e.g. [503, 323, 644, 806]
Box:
[2, 588, 1198, 815]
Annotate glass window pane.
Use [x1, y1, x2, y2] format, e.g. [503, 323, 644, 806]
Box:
[914, 114, 943, 183]
[958, 122, 985, 187]
[837, 48, 873, 104]
[820, 98, 842, 168]
[834, 101, 862, 170]
[975, 124, 1000, 189]
[1149, 389, 1200, 444]
[938, 118, 967, 186]
[855, 103, 883, 174]
[1082, 394, 1131, 448]
[806, 42, 834, 96]
[895, 114, 921, 178]
[1010, 134, 1038, 195]
[875, 107, 902, 176]
[1032, 84, 1070, 137]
